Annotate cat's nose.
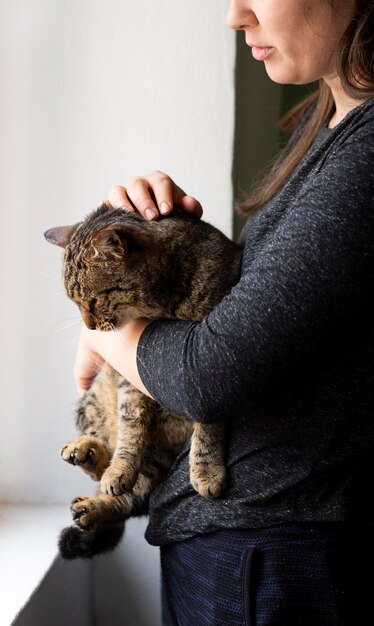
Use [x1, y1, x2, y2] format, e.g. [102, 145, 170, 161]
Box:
[81, 310, 96, 330]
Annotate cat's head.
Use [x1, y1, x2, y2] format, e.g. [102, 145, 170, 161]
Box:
[45, 203, 168, 330]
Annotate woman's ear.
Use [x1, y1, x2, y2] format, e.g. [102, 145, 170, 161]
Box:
[44, 223, 80, 248]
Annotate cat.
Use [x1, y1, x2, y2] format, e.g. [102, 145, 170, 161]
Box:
[45, 203, 242, 559]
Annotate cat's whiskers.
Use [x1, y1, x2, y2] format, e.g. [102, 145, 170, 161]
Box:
[34, 259, 64, 285]
[54, 318, 83, 334]
[65, 335, 83, 349]
[36, 270, 63, 285]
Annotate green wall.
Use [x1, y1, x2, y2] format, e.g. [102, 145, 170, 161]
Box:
[232, 33, 316, 239]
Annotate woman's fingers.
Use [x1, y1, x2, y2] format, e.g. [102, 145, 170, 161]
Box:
[107, 185, 135, 213]
[146, 171, 175, 216]
[107, 172, 203, 220]
[179, 194, 203, 218]
[126, 175, 161, 221]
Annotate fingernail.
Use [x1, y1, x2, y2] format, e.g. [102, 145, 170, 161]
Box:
[160, 201, 170, 214]
[145, 208, 157, 220]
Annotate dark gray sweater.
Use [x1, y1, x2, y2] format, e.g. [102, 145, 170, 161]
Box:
[137, 99, 374, 546]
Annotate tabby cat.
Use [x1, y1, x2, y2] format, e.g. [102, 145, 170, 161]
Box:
[45, 203, 241, 559]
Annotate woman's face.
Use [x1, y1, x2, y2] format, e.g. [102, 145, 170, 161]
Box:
[226, 0, 357, 85]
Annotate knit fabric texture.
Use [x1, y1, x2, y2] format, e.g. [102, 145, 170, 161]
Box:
[161, 524, 374, 625]
[137, 99, 374, 547]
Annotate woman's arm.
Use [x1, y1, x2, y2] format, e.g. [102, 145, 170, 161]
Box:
[135, 122, 374, 422]
[74, 118, 374, 420]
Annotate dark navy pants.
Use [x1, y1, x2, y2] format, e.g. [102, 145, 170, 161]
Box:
[160, 524, 373, 625]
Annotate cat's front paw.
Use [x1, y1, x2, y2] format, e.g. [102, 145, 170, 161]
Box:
[190, 463, 228, 499]
[100, 461, 138, 496]
[61, 435, 110, 480]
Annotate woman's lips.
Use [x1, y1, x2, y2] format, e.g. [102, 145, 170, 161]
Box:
[250, 46, 274, 62]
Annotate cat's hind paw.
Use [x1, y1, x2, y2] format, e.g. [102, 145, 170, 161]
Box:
[190, 463, 228, 499]
[70, 491, 131, 533]
[70, 496, 101, 531]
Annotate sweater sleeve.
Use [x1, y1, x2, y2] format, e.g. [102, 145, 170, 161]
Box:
[137, 124, 374, 423]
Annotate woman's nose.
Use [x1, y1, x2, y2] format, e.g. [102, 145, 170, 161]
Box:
[226, 0, 259, 30]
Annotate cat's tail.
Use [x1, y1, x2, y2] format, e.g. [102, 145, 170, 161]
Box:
[58, 523, 125, 559]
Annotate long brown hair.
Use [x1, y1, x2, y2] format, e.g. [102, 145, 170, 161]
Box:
[240, 0, 374, 215]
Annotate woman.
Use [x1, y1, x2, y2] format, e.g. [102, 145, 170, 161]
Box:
[74, 1, 374, 624]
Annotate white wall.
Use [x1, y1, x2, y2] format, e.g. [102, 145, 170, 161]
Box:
[0, 0, 235, 505]
[0, 2, 235, 624]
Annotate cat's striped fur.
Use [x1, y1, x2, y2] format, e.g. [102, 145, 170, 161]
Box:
[45, 204, 241, 558]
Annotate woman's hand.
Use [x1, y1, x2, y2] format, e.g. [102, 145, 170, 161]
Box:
[73, 325, 104, 396]
[74, 320, 153, 397]
[106, 170, 203, 221]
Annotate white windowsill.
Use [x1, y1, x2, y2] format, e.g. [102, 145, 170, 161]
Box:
[0, 504, 70, 626]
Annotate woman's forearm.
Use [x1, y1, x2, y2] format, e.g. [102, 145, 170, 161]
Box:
[73, 318, 153, 397]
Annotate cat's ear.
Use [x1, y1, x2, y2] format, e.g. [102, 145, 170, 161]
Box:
[44, 223, 80, 248]
[90, 228, 127, 260]
[90, 223, 153, 260]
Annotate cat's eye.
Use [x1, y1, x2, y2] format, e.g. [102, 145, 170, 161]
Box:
[101, 287, 132, 295]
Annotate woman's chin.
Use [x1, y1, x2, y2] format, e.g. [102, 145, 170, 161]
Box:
[263, 60, 310, 86]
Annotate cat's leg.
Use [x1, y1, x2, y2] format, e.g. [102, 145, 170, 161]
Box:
[61, 365, 115, 481]
[70, 490, 135, 531]
[61, 435, 110, 481]
[60, 427, 181, 559]
[100, 384, 156, 496]
[59, 476, 149, 560]
[189, 422, 228, 499]
[72, 440, 177, 530]
[71, 471, 153, 531]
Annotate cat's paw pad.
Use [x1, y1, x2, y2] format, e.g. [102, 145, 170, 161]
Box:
[190, 463, 228, 499]
[70, 496, 100, 530]
[61, 442, 96, 466]
[61, 436, 109, 480]
[100, 463, 137, 496]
